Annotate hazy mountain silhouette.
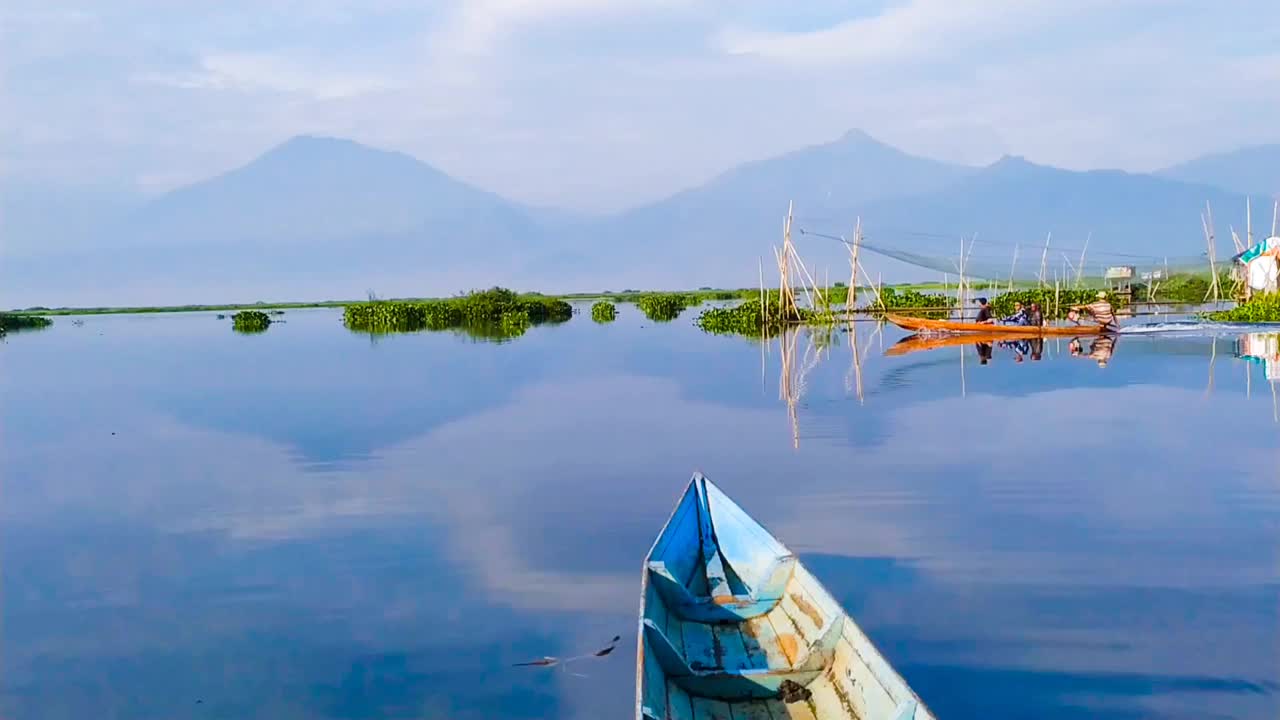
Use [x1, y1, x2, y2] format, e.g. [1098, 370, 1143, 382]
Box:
[0, 132, 1268, 306]
[1158, 145, 1280, 199]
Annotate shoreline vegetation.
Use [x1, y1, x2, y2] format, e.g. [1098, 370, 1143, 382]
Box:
[0, 313, 54, 333]
[4, 275, 1219, 318]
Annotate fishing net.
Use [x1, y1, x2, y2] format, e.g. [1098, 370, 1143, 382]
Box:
[795, 225, 1232, 285]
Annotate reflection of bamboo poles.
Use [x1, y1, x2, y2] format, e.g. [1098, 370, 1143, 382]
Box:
[846, 321, 865, 404]
[778, 328, 800, 449]
[1205, 336, 1216, 398]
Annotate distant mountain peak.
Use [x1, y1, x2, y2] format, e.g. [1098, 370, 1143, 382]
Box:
[836, 128, 876, 144]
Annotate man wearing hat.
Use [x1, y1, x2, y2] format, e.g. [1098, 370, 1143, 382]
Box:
[1069, 291, 1118, 331]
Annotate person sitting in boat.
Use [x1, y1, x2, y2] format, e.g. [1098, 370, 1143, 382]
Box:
[1002, 301, 1030, 325]
[1069, 291, 1118, 330]
[975, 297, 995, 324]
[1027, 302, 1044, 327]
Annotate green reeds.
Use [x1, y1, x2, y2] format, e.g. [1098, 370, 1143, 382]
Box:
[694, 296, 835, 336]
[343, 287, 572, 336]
[590, 301, 617, 323]
[1205, 294, 1280, 322]
[232, 310, 272, 333]
[636, 294, 692, 322]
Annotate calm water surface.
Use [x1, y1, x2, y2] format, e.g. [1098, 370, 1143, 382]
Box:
[3, 306, 1278, 719]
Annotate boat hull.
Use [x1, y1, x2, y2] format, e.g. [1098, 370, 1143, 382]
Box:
[637, 475, 935, 720]
[887, 313, 1107, 336]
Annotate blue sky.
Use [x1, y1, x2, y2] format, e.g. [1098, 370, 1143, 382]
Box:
[2, 0, 1278, 211]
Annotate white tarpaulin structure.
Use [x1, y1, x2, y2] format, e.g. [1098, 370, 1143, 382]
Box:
[1237, 236, 1280, 293]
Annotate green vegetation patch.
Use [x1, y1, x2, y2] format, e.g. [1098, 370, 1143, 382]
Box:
[590, 301, 617, 323]
[0, 313, 52, 333]
[636, 294, 693, 322]
[1205, 294, 1280, 322]
[695, 295, 836, 336]
[343, 287, 572, 338]
[859, 287, 954, 318]
[232, 310, 272, 333]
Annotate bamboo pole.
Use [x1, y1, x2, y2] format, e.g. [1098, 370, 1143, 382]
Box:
[787, 243, 823, 311]
[1008, 243, 1019, 293]
[1202, 212, 1220, 303]
[1272, 199, 1278, 238]
[1038, 232, 1051, 287]
[781, 202, 795, 320]
[1077, 233, 1090, 288]
[1230, 224, 1245, 255]
[1054, 274, 1061, 320]
[1247, 197, 1253, 249]
[848, 217, 862, 312]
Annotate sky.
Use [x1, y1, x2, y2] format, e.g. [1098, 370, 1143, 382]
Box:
[2, 0, 1279, 212]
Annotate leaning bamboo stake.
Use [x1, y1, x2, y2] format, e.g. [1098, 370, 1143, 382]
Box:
[1054, 274, 1061, 320]
[1038, 233, 1052, 287]
[1008, 243, 1019, 293]
[1272, 200, 1278, 238]
[1229, 225, 1245, 255]
[1202, 211, 1221, 302]
[786, 242, 823, 311]
[1077, 233, 1090, 288]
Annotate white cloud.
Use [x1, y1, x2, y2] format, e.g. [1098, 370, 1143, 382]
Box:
[2, 0, 1278, 210]
[136, 52, 395, 100]
[715, 0, 1076, 64]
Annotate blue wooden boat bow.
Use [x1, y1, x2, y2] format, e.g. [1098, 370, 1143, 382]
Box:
[636, 474, 937, 720]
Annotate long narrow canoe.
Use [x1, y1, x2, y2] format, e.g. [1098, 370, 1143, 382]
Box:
[887, 313, 1106, 336]
[636, 474, 935, 720]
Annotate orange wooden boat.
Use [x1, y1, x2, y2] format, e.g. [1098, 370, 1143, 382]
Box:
[886, 313, 1107, 337]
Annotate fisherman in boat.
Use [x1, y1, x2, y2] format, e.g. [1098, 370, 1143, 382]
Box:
[975, 297, 995, 324]
[1002, 301, 1030, 326]
[1027, 302, 1044, 327]
[1069, 291, 1118, 330]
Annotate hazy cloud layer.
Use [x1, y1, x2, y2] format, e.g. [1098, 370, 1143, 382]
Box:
[2, 0, 1278, 210]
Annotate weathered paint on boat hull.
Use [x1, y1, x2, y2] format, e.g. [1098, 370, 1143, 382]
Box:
[636, 474, 936, 720]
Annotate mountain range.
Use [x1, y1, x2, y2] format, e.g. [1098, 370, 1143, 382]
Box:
[2, 132, 1278, 307]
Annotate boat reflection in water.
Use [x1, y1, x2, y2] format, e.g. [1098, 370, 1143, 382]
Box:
[887, 331, 1119, 368]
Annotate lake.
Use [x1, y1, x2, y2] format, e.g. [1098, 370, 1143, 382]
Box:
[3, 305, 1278, 719]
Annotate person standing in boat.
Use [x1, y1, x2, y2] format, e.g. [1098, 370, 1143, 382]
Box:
[975, 297, 995, 324]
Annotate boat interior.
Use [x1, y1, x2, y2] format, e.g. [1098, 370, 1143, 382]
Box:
[637, 475, 931, 720]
